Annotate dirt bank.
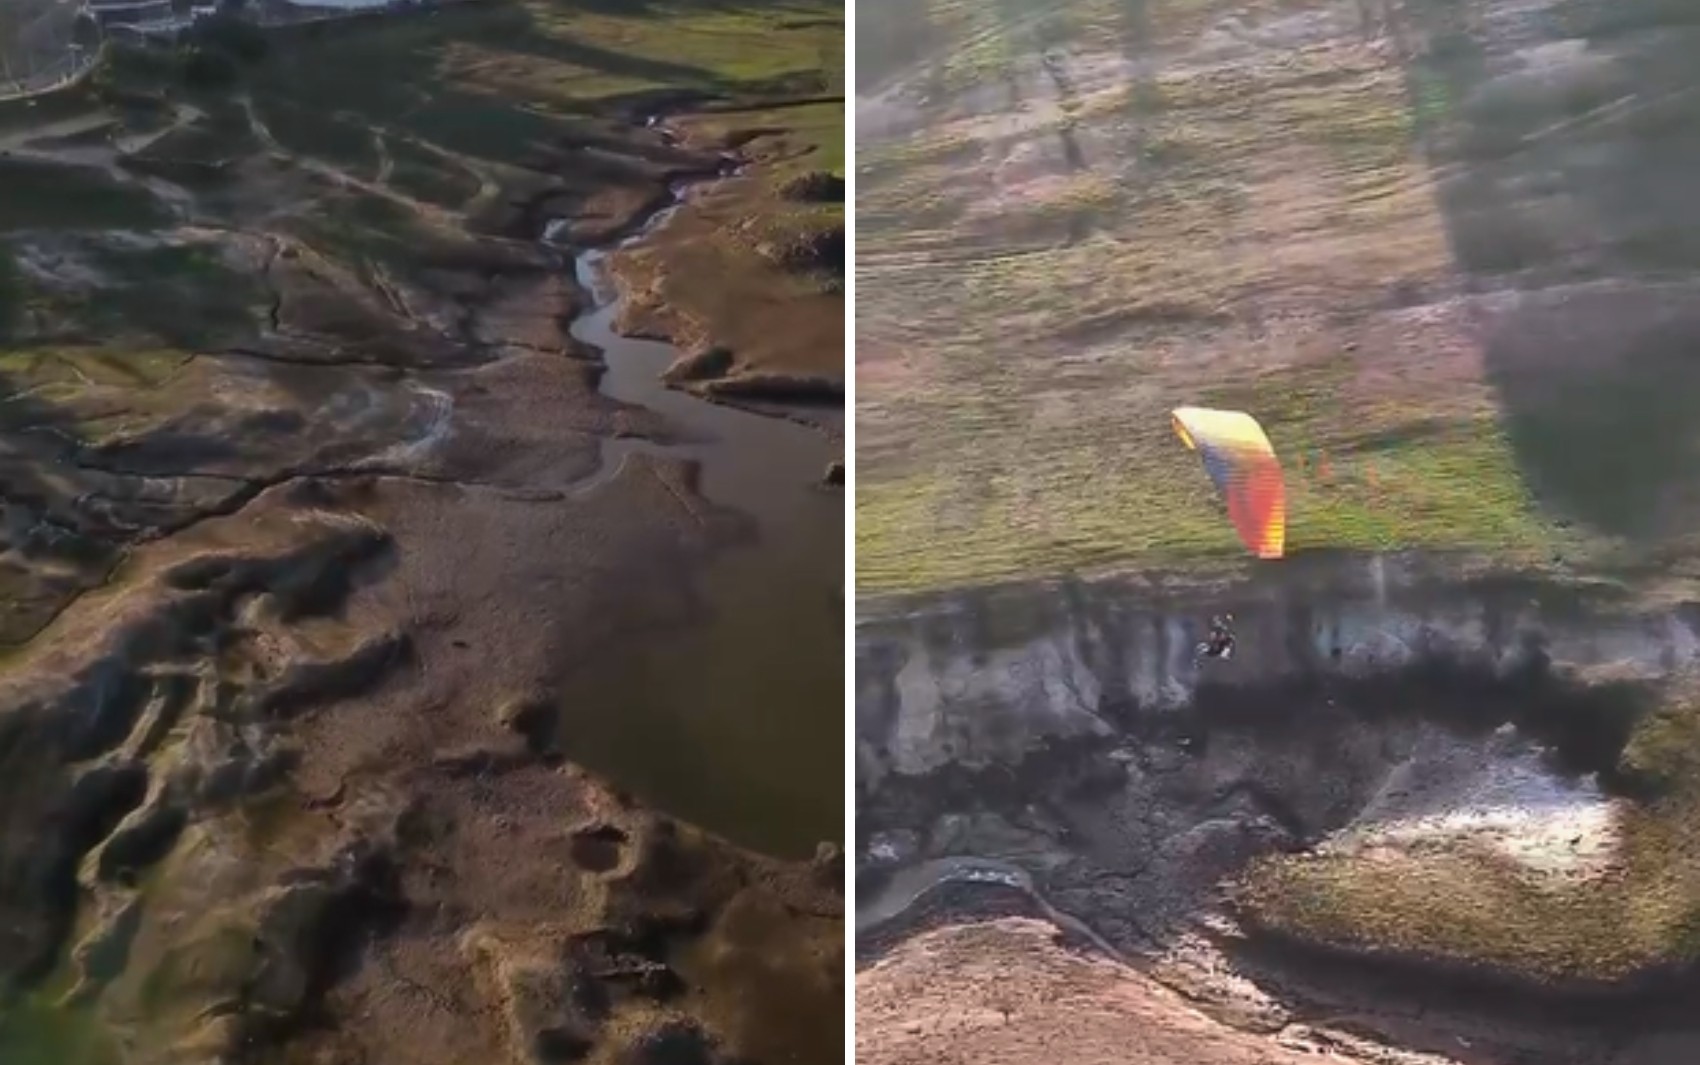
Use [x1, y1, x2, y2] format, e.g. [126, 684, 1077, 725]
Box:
[608, 101, 846, 426]
[860, 917, 1432, 1065]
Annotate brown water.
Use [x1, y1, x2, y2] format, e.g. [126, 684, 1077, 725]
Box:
[551, 176, 844, 861]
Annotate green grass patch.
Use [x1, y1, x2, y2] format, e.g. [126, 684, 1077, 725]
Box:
[0, 345, 195, 461]
[1239, 694, 1700, 983]
[852, 0, 1589, 596]
[0, 346, 192, 394]
[0, 993, 117, 1065]
[236, 0, 836, 216]
[760, 100, 846, 182]
[690, 99, 845, 188]
[857, 357, 1573, 596]
[246, 0, 840, 152]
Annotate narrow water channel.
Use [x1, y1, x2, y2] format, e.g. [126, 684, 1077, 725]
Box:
[548, 159, 844, 860]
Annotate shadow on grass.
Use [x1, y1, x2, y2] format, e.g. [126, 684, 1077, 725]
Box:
[1397, 0, 1700, 543]
[853, 0, 945, 92]
[264, 0, 829, 112]
[247, 0, 832, 184]
[491, 27, 727, 91]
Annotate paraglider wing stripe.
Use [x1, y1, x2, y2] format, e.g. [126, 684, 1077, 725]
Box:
[1170, 406, 1286, 559]
[1223, 450, 1286, 559]
[1196, 443, 1235, 496]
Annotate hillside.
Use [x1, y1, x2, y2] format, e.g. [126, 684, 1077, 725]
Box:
[854, 3, 1700, 1064]
[857, 0, 1700, 595]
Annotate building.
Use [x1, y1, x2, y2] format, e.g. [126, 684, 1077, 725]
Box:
[278, 0, 399, 10]
[86, 0, 176, 27]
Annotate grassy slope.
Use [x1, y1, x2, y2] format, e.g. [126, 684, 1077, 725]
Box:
[855, 0, 1700, 595]
[247, 0, 839, 160]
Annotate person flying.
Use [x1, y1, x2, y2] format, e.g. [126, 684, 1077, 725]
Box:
[1198, 613, 1236, 661]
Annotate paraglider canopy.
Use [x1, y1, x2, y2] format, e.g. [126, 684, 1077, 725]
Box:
[1171, 406, 1286, 559]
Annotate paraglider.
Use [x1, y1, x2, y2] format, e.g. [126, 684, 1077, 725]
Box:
[1170, 406, 1286, 560]
[1196, 613, 1236, 661]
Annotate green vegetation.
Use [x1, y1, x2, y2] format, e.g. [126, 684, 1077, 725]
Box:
[0, 998, 116, 1065]
[856, 388, 1571, 594]
[675, 98, 845, 296]
[719, 100, 846, 182]
[765, 99, 843, 180]
[855, 0, 1476, 593]
[243, 0, 839, 167]
[0, 345, 191, 392]
[227, 0, 843, 289]
[1239, 695, 1700, 984]
[854, 0, 1700, 596]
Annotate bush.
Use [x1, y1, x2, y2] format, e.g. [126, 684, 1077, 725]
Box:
[780, 170, 845, 203]
[761, 222, 844, 274]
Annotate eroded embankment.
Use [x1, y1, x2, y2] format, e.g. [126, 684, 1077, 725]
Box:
[855, 556, 1700, 1064]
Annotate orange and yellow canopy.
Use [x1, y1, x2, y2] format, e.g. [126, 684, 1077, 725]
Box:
[1171, 406, 1286, 559]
